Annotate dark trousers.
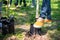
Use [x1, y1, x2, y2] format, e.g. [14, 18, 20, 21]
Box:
[10, 0, 12, 5]
[32, 0, 36, 6]
[20, 0, 26, 6]
[15, 0, 26, 6]
[15, 0, 18, 5]
[40, 0, 51, 20]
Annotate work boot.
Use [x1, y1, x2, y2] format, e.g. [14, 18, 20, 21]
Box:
[33, 17, 44, 28]
[44, 19, 52, 23]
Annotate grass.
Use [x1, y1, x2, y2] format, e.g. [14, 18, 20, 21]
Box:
[0, 0, 60, 40]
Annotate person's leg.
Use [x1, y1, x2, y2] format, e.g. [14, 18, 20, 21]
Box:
[23, 0, 26, 7]
[33, 0, 48, 28]
[46, 0, 51, 20]
[31, 0, 36, 8]
[33, 0, 51, 35]
[8, 0, 12, 7]
[44, 0, 52, 23]
[40, 0, 48, 19]
[15, 0, 18, 6]
[20, 0, 22, 5]
[10, 0, 12, 5]
[47, 8, 51, 20]
[32, 0, 36, 7]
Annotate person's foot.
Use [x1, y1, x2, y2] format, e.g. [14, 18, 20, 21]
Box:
[14, 3, 18, 7]
[44, 19, 52, 23]
[16, 5, 19, 8]
[20, 6, 21, 7]
[8, 4, 10, 7]
[30, 5, 35, 8]
[33, 17, 44, 28]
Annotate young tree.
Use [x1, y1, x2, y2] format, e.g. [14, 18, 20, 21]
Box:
[36, 0, 39, 19]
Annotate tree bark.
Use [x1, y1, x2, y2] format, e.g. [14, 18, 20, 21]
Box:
[36, 0, 39, 19]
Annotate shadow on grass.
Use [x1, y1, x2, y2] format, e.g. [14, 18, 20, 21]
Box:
[15, 28, 28, 34]
[0, 27, 27, 40]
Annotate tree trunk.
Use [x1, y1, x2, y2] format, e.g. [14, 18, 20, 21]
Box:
[36, 0, 39, 19]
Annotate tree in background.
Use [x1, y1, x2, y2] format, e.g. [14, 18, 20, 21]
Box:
[0, 0, 2, 18]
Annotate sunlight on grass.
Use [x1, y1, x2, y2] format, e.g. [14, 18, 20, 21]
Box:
[17, 13, 27, 16]
[44, 21, 57, 27]
[0, 0, 60, 40]
[15, 33, 24, 40]
[51, 4, 58, 9]
[10, 8, 16, 10]
[51, 0, 58, 2]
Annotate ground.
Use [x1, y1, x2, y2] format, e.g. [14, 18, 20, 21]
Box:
[0, 0, 60, 40]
